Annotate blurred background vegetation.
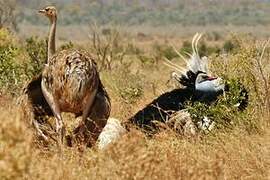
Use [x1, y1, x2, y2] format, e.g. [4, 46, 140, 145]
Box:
[0, 1, 270, 179]
[0, 0, 269, 102]
[0, 0, 270, 34]
[13, 0, 270, 26]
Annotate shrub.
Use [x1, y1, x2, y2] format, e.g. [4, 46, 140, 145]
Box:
[117, 69, 144, 104]
[0, 28, 14, 46]
[154, 44, 178, 60]
[60, 41, 74, 50]
[210, 35, 270, 130]
[24, 37, 47, 78]
[0, 45, 23, 93]
[89, 26, 127, 71]
[0, 29, 24, 94]
[103, 65, 144, 104]
[138, 54, 156, 67]
[223, 40, 235, 53]
[186, 78, 249, 130]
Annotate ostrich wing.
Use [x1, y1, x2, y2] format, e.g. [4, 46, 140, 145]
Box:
[125, 88, 193, 133]
[24, 74, 53, 119]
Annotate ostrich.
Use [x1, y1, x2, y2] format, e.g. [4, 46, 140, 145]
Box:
[23, 6, 111, 147]
[124, 33, 227, 132]
[97, 33, 248, 149]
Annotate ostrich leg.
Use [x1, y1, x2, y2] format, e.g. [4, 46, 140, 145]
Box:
[33, 119, 49, 141]
[74, 87, 98, 147]
[73, 83, 110, 148]
[41, 81, 64, 146]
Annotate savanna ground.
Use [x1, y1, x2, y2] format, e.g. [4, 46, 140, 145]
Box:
[1, 1, 270, 179]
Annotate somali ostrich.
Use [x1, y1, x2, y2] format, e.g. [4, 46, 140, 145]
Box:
[97, 33, 248, 149]
[124, 33, 228, 132]
[23, 6, 110, 147]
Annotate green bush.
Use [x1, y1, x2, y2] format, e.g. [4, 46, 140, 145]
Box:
[0, 29, 24, 94]
[138, 54, 156, 67]
[154, 44, 178, 60]
[222, 38, 241, 54]
[209, 35, 270, 131]
[103, 64, 144, 104]
[120, 85, 143, 104]
[223, 40, 235, 53]
[118, 68, 144, 104]
[186, 78, 249, 130]
[0, 46, 23, 93]
[0, 32, 48, 95]
[60, 41, 74, 51]
[24, 37, 47, 78]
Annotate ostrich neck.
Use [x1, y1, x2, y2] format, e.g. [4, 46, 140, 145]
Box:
[47, 18, 57, 62]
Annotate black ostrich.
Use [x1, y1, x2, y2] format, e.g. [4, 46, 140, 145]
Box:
[98, 33, 249, 149]
[127, 72, 223, 131]
[125, 33, 248, 132]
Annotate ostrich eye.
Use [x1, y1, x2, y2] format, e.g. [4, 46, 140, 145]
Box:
[45, 8, 49, 11]
[202, 75, 208, 79]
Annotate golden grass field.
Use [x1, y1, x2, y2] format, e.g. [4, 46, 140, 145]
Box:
[0, 26, 270, 179]
[0, 97, 269, 179]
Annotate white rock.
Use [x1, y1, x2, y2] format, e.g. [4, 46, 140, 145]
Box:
[98, 117, 126, 150]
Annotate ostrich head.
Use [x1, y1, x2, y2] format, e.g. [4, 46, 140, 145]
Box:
[165, 33, 225, 102]
[194, 72, 225, 102]
[38, 6, 57, 22]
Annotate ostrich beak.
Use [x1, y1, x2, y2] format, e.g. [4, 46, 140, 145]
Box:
[38, 9, 46, 14]
[207, 76, 217, 81]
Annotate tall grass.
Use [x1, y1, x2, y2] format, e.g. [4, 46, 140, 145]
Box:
[1, 106, 269, 179]
[0, 28, 269, 179]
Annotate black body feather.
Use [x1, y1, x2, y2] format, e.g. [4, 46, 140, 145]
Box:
[126, 78, 248, 133]
[126, 88, 194, 132]
[24, 74, 53, 122]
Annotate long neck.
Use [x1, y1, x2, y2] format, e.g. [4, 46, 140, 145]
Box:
[47, 17, 56, 62]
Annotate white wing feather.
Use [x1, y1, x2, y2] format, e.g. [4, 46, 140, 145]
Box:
[164, 33, 209, 82]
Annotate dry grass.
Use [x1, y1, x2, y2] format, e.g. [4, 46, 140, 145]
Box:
[0, 101, 269, 179]
[1, 27, 270, 179]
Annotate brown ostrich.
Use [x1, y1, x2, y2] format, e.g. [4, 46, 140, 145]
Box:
[23, 6, 110, 147]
